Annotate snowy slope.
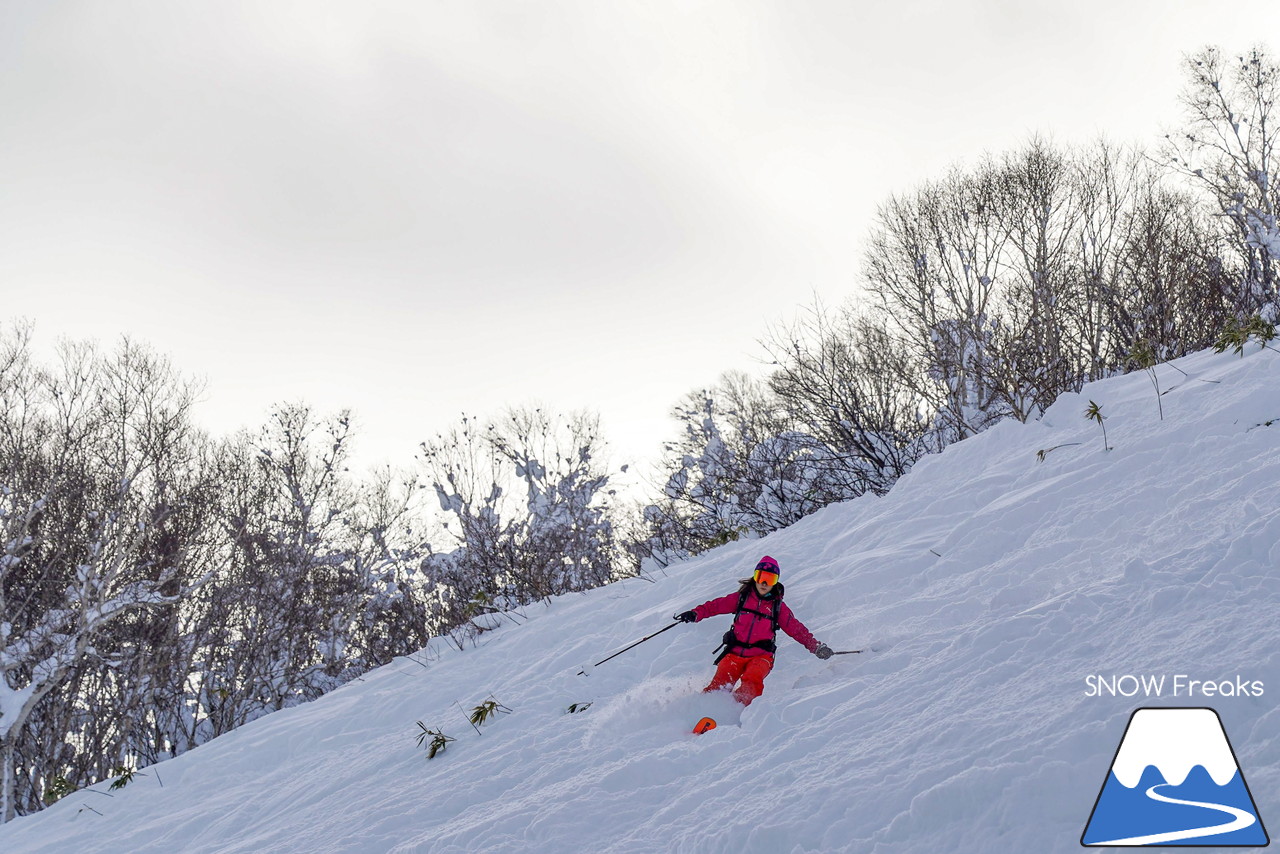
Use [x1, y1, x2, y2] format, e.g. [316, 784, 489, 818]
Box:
[2, 347, 1278, 854]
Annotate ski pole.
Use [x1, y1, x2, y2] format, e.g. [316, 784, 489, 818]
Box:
[578, 622, 679, 675]
[832, 650, 863, 655]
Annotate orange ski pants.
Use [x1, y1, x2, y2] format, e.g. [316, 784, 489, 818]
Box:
[703, 653, 774, 706]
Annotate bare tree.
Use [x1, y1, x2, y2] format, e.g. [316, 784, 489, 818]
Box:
[1112, 183, 1237, 359]
[0, 335, 205, 822]
[640, 379, 781, 563]
[420, 406, 628, 630]
[764, 306, 934, 492]
[1165, 45, 1280, 317]
[228, 404, 361, 713]
[863, 162, 1009, 436]
[343, 466, 434, 669]
[861, 135, 1226, 431]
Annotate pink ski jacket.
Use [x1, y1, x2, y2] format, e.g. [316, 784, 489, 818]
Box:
[692, 584, 819, 658]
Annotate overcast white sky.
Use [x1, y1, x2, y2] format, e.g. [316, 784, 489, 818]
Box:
[3, 1, 1279, 478]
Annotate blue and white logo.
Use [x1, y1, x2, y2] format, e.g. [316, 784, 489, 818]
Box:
[1082, 707, 1269, 847]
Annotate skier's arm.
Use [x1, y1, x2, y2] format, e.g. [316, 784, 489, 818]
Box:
[690, 592, 740, 622]
[778, 602, 821, 653]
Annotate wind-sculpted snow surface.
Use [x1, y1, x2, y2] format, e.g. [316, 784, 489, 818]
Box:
[1, 348, 1278, 853]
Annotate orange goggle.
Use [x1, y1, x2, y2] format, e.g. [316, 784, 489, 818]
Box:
[753, 568, 779, 586]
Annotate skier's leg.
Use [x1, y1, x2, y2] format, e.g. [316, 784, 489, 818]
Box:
[733, 655, 775, 706]
[704, 654, 747, 693]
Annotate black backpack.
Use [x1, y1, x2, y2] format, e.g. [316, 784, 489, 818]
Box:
[713, 582, 784, 663]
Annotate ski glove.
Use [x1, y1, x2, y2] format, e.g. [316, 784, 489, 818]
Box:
[814, 643, 833, 660]
[675, 610, 698, 623]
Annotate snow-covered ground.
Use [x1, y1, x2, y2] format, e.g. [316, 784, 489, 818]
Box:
[2, 347, 1278, 853]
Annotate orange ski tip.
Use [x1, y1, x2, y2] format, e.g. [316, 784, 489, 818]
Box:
[693, 717, 717, 734]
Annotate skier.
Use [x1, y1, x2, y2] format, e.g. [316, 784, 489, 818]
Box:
[674, 556, 832, 706]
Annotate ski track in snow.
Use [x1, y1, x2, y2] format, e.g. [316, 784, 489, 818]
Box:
[1089, 783, 1258, 846]
[1, 348, 1278, 853]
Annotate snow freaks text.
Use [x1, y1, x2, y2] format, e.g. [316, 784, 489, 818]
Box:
[1085, 674, 1265, 699]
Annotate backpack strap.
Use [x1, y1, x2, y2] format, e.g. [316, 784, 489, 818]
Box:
[712, 585, 783, 663]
